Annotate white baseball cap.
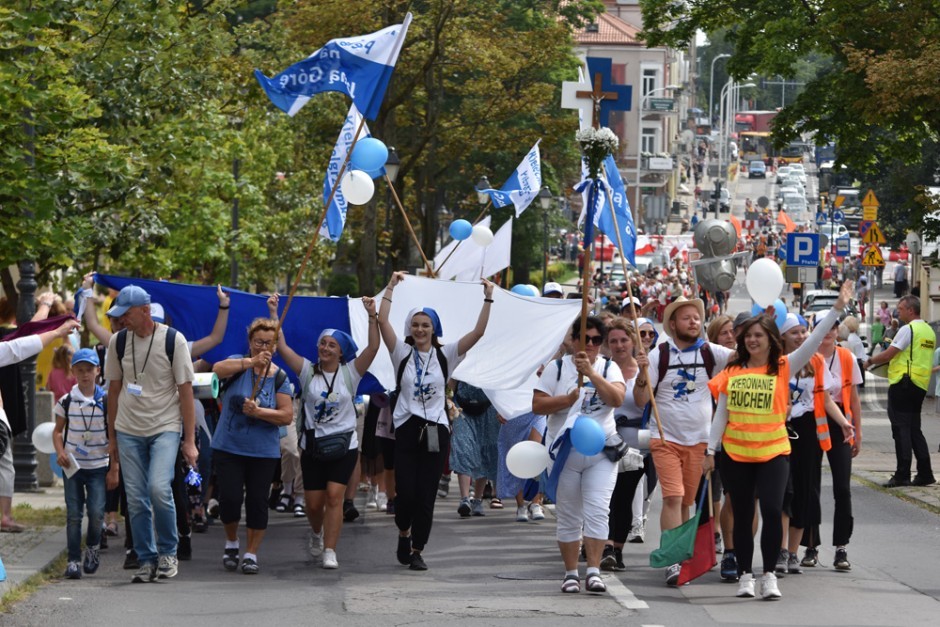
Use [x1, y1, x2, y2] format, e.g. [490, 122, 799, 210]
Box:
[542, 282, 563, 296]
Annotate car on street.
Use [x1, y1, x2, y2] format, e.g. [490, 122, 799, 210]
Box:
[748, 160, 767, 178]
[820, 223, 850, 241]
[709, 188, 731, 213]
[803, 289, 860, 319]
[776, 166, 792, 183]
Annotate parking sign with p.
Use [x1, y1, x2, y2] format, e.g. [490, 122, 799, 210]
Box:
[786, 233, 820, 268]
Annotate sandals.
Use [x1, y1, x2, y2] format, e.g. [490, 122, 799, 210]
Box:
[561, 575, 581, 593]
[275, 495, 290, 513]
[586, 573, 607, 593]
[489, 498, 504, 510]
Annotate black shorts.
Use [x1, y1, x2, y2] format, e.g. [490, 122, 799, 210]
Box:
[300, 448, 359, 491]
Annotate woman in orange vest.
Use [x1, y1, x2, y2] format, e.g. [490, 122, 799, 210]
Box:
[704, 281, 852, 600]
[800, 311, 863, 571]
[777, 314, 854, 577]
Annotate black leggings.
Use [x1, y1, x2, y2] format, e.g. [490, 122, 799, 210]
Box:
[722, 454, 789, 575]
[394, 417, 450, 552]
[788, 412, 822, 530]
[803, 413, 854, 547]
[213, 450, 279, 530]
[608, 455, 650, 545]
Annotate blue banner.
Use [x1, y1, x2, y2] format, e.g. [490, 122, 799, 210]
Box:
[254, 15, 412, 120]
[93, 275, 381, 394]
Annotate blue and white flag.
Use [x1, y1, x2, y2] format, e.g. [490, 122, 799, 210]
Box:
[477, 141, 542, 217]
[254, 14, 412, 120]
[321, 104, 380, 242]
[597, 155, 637, 267]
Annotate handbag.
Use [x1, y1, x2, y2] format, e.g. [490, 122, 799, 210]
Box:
[304, 429, 353, 462]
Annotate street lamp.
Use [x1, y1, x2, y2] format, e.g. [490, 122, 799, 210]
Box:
[476, 176, 491, 206]
[539, 185, 553, 283]
[383, 147, 400, 283]
[635, 84, 681, 224]
[709, 53, 731, 125]
[715, 80, 755, 217]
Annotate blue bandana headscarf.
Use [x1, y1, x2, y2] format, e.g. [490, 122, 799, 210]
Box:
[637, 317, 659, 346]
[317, 328, 359, 363]
[404, 307, 443, 338]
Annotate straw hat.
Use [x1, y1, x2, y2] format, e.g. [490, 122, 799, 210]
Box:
[661, 297, 705, 338]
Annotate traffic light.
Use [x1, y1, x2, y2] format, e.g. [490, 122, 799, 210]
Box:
[693, 218, 737, 292]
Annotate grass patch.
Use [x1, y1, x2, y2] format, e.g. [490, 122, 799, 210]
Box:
[10, 504, 66, 527]
[0, 550, 67, 614]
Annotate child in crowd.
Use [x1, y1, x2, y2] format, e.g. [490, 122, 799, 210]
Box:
[46, 344, 76, 400]
[53, 348, 119, 579]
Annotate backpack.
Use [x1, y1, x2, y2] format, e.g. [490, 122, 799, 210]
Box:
[115, 326, 178, 365]
[388, 345, 449, 415]
[59, 387, 108, 444]
[640, 341, 716, 428]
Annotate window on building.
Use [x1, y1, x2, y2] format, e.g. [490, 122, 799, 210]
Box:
[642, 68, 658, 100]
[641, 127, 657, 154]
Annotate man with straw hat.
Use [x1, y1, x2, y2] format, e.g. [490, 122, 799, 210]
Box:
[635, 296, 734, 586]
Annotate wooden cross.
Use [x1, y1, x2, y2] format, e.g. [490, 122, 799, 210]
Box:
[576, 72, 620, 129]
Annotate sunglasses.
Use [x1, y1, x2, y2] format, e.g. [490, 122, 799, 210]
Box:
[639, 330, 655, 338]
[585, 335, 603, 346]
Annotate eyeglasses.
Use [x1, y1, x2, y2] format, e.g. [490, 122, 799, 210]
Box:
[639, 330, 655, 338]
[585, 335, 603, 346]
[251, 339, 275, 349]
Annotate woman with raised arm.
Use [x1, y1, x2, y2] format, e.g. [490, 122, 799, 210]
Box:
[377, 271, 494, 571]
[270, 294, 379, 570]
[704, 281, 854, 601]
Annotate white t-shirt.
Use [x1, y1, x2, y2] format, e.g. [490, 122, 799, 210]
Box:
[823, 350, 863, 401]
[615, 372, 645, 423]
[890, 324, 913, 351]
[390, 341, 464, 428]
[789, 367, 833, 418]
[646, 340, 733, 445]
[843, 333, 866, 360]
[54, 386, 109, 470]
[300, 358, 363, 450]
[534, 354, 625, 443]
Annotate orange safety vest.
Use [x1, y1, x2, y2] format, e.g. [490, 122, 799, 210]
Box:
[808, 354, 833, 452]
[709, 358, 792, 463]
[823, 346, 857, 446]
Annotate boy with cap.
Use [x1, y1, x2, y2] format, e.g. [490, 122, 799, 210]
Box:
[53, 348, 118, 579]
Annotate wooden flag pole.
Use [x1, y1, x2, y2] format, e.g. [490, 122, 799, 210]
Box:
[434, 200, 493, 276]
[384, 173, 436, 277]
[600, 163, 665, 440]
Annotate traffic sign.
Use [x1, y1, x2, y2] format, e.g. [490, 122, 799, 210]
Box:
[832, 209, 845, 222]
[834, 195, 845, 208]
[815, 211, 827, 224]
[861, 244, 885, 267]
[836, 236, 850, 258]
[862, 189, 880, 207]
[861, 222, 886, 244]
[786, 233, 820, 268]
[863, 205, 878, 221]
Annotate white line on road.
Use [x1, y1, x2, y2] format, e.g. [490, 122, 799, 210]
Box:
[605, 574, 650, 610]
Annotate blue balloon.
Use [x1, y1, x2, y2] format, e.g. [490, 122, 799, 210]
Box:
[570, 416, 605, 456]
[511, 284, 534, 296]
[449, 219, 473, 241]
[751, 303, 764, 317]
[773, 299, 788, 329]
[360, 167, 384, 179]
[50, 456, 63, 479]
[524, 284, 540, 297]
[349, 137, 388, 172]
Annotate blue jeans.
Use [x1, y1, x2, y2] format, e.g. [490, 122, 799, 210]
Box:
[63, 466, 107, 562]
[117, 430, 180, 564]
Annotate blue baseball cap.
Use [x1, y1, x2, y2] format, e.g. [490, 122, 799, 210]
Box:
[71, 348, 100, 367]
[106, 285, 151, 318]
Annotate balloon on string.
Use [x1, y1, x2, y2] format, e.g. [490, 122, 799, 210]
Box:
[31, 422, 56, 455]
[449, 219, 473, 241]
[525, 284, 540, 297]
[772, 299, 788, 329]
[349, 137, 388, 172]
[751, 302, 764, 317]
[745, 258, 784, 307]
[340, 170, 375, 205]
[570, 416, 605, 456]
[506, 441, 551, 478]
[471, 224, 494, 246]
[359, 167, 384, 180]
[511, 284, 535, 296]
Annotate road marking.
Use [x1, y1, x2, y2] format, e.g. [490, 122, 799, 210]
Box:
[605, 574, 649, 609]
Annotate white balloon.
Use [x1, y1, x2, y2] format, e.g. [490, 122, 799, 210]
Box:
[746, 258, 784, 307]
[31, 422, 56, 455]
[471, 224, 494, 247]
[506, 440, 550, 479]
[340, 170, 375, 205]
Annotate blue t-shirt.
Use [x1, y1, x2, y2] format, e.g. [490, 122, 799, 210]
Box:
[211, 359, 294, 458]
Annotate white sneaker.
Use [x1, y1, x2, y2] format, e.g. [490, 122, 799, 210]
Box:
[365, 486, 378, 510]
[627, 519, 646, 543]
[376, 491, 388, 512]
[515, 506, 529, 522]
[759, 572, 782, 600]
[307, 529, 324, 558]
[528, 503, 545, 521]
[737, 573, 756, 598]
[322, 549, 339, 569]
